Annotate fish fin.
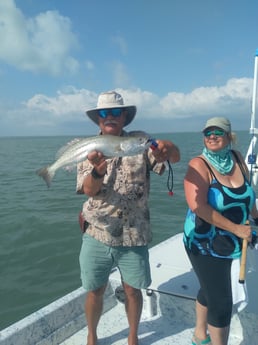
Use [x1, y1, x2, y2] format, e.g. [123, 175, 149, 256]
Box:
[55, 138, 83, 159]
[36, 166, 55, 188]
[128, 130, 150, 138]
[63, 165, 76, 173]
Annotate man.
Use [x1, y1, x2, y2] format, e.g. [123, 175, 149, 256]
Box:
[77, 90, 180, 345]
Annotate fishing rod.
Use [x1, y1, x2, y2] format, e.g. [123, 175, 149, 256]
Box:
[239, 221, 249, 284]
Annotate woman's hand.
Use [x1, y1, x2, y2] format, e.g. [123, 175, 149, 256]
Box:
[234, 223, 252, 242]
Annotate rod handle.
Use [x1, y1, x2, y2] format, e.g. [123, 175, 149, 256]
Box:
[239, 220, 249, 284]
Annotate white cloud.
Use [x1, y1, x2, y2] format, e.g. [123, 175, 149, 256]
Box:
[160, 78, 252, 118]
[23, 78, 254, 121]
[0, 77, 253, 136]
[115, 88, 160, 113]
[25, 87, 97, 117]
[0, 0, 79, 75]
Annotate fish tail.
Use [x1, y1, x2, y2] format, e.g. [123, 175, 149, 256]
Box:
[36, 166, 55, 188]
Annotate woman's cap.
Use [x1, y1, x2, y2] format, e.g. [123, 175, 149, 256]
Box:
[86, 91, 137, 126]
[203, 117, 231, 133]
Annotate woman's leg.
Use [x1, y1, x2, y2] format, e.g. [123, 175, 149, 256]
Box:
[186, 249, 232, 345]
[208, 324, 230, 345]
[194, 300, 209, 341]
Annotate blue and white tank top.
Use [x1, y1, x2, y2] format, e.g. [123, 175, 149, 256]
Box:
[183, 152, 255, 259]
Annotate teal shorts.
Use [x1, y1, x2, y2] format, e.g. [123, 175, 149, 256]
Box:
[79, 233, 151, 292]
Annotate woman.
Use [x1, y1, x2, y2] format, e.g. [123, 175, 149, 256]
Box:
[183, 117, 258, 345]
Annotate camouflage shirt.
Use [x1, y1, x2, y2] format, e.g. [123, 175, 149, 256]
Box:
[76, 132, 165, 247]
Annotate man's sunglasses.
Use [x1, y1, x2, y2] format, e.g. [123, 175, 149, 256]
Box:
[98, 108, 125, 118]
[204, 129, 225, 137]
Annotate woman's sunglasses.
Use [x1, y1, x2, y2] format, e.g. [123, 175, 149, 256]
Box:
[98, 108, 125, 118]
[204, 129, 225, 137]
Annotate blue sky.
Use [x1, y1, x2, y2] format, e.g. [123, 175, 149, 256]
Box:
[0, 0, 258, 137]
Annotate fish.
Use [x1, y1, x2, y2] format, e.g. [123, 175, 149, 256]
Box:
[36, 132, 152, 187]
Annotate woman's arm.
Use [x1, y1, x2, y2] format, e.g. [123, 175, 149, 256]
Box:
[184, 157, 252, 241]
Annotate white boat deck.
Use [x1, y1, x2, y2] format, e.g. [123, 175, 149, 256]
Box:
[61, 292, 196, 345]
[60, 290, 244, 345]
[1, 234, 258, 345]
[60, 233, 258, 345]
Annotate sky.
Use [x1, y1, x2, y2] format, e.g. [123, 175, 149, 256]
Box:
[0, 0, 258, 137]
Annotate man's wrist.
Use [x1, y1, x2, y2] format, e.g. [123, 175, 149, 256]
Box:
[91, 167, 106, 179]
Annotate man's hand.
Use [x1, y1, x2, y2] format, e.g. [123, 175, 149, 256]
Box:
[87, 151, 107, 176]
[151, 140, 180, 163]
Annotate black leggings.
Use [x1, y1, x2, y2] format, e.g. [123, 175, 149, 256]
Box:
[186, 247, 233, 327]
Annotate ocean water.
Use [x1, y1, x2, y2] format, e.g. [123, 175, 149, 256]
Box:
[0, 131, 251, 330]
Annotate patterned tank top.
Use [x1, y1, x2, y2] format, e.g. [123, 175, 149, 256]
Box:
[183, 151, 255, 259]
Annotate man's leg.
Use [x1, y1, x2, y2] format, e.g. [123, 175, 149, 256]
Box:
[123, 282, 143, 345]
[85, 285, 107, 345]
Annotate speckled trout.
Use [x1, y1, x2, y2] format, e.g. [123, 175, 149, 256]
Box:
[36, 132, 151, 187]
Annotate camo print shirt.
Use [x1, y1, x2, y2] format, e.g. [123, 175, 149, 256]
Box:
[76, 132, 165, 247]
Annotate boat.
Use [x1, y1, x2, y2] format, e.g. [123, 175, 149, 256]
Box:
[1, 50, 258, 345]
[0, 232, 257, 345]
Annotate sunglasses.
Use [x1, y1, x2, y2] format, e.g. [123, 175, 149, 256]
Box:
[98, 108, 125, 118]
[204, 129, 225, 137]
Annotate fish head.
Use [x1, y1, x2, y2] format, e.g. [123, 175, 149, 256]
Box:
[121, 133, 152, 155]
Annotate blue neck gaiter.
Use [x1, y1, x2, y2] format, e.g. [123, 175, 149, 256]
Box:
[202, 145, 233, 175]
